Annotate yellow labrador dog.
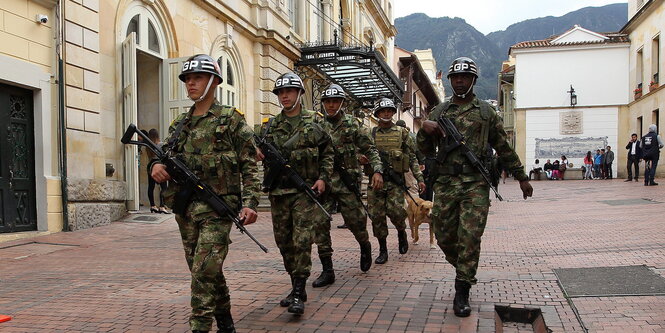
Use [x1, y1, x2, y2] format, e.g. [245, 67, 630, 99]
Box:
[406, 195, 435, 248]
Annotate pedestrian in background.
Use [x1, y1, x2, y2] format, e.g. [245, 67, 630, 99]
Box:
[593, 149, 602, 179]
[604, 146, 614, 179]
[146, 128, 169, 214]
[641, 124, 663, 186]
[583, 151, 593, 180]
[600, 148, 607, 179]
[625, 133, 642, 182]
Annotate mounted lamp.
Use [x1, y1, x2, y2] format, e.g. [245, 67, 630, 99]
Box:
[567, 85, 577, 107]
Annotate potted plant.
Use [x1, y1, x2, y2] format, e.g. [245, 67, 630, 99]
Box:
[634, 87, 643, 98]
[649, 81, 659, 91]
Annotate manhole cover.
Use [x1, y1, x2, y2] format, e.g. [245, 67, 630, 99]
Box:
[133, 216, 160, 221]
[554, 265, 665, 297]
[119, 214, 173, 224]
[599, 198, 660, 206]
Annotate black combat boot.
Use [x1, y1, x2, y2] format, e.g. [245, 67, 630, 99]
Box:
[279, 275, 295, 307]
[288, 277, 307, 315]
[375, 238, 388, 264]
[453, 279, 472, 317]
[360, 241, 372, 272]
[397, 229, 409, 254]
[215, 309, 236, 333]
[312, 256, 335, 288]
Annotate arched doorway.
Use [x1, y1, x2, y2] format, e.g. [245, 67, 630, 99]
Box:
[118, 0, 171, 211]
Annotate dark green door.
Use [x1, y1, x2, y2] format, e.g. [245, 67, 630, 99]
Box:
[0, 83, 37, 233]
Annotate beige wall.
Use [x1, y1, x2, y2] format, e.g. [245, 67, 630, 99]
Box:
[0, 0, 61, 232]
[514, 109, 527, 171]
[622, 0, 664, 178]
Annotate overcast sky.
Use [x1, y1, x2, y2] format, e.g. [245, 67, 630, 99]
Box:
[394, 0, 627, 34]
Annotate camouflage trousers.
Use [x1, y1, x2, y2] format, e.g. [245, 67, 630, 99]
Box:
[367, 180, 407, 240]
[314, 190, 370, 258]
[270, 192, 320, 279]
[175, 200, 233, 332]
[431, 177, 490, 284]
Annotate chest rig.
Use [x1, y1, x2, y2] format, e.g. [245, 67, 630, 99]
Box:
[372, 126, 409, 173]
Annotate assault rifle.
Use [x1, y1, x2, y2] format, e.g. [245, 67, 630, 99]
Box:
[254, 134, 332, 221]
[121, 123, 269, 253]
[377, 152, 419, 205]
[331, 147, 370, 217]
[436, 117, 503, 201]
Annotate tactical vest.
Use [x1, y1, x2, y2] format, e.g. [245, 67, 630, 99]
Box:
[373, 126, 410, 173]
[167, 105, 242, 195]
[642, 132, 659, 160]
[430, 99, 494, 176]
[335, 115, 361, 170]
[268, 109, 325, 182]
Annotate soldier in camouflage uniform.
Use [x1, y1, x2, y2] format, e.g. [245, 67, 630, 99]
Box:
[151, 54, 260, 333]
[417, 57, 533, 317]
[310, 84, 384, 287]
[257, 72, 334, 315]
[367, 98, 426, 264]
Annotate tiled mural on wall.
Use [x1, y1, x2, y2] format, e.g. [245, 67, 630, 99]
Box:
[535, 136, 608, 159]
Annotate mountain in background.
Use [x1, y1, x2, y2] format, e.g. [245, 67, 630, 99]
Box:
[395, 3, 628, 100]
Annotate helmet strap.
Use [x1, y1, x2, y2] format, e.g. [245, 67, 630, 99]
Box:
[379, 116, 393, 123]
[189, 75, 216, 103]
[325, 100, 344, 118]
[454, 77, 476, 99]
[281, 90, 302, 112]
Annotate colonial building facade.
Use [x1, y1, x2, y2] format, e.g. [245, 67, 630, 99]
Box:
[506, 26, 630, 174]
[621, 0, 664, 177]
[0, 0, 399, 235]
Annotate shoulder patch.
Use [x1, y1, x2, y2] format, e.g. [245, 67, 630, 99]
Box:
[262, 117, 271, 124]
[235, 108, 244, 116]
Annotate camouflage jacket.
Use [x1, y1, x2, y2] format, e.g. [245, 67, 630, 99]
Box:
[373, 124, 425, 183]
[416, 96, 528, 183]
[263, 108, 334, 196]
[322, 112, 382, 194]
[162, 101, 260, 213]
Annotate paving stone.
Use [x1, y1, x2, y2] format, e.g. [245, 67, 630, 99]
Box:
[0, 179, 664, 332]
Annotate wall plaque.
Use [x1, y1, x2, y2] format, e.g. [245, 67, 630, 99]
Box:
[560, 111, 583, 135]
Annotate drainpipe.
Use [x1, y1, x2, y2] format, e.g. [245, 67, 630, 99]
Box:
[56, 0, 70, 231]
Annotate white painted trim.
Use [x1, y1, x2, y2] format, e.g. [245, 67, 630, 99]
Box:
[551, 25, 609, 44]
[0, 54, 53, 231]
[512, 43, 630, 54]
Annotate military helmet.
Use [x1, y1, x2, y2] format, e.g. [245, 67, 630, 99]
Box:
[395, 119, 407, 127]
[447, 57, 478, 78]
[273, 72, 305, 95]
[321, 84, 346, 100]
[178, 54, 223, 83]
[373, 97, 397, 117]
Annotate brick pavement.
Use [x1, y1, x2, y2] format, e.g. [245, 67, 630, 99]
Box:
[0, 179, 664, 332]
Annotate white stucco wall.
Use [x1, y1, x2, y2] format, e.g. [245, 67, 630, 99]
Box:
[525, 107, 619, 175]
[514, 45, 630, 109]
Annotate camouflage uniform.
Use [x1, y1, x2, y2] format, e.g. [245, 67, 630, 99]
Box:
[263, 109, 334, 280]
[369, 124, 424, 239]
[315, 112, 382, 257]
[416, 97, 528, 284]
[162, 102, 260, 331]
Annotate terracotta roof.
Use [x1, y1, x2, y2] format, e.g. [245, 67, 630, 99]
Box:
[511, 32, 629, 50]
